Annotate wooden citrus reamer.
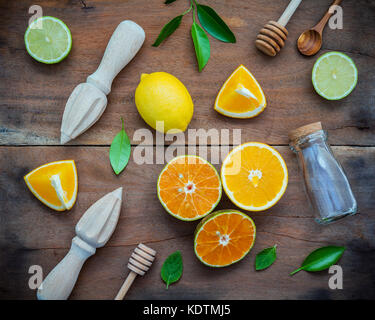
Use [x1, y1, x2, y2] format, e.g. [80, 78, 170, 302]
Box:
[115, 243, 156, 300]
[37, 188, 123, 300]
[255, 0, 303, 56]
[60, 20, 145, 144]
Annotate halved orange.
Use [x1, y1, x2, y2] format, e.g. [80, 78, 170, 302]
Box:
[194, 210, 256, 267]
[221, 142, 288, 211]
[24, 160, 78, 211]
[214, 65, 266, 118]
[157, 155, 222, 221]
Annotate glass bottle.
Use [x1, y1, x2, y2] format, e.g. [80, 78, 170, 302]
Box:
[289, 122, 357, 224]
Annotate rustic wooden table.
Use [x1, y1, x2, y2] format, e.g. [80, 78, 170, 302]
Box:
[1, 0, 374, 300]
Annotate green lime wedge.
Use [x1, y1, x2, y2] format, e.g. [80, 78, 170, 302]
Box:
[312, 52, 358, 100]
[24, 16, 72, 64]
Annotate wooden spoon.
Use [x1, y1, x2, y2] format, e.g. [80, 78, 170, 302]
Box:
[297, 0, 342, 56]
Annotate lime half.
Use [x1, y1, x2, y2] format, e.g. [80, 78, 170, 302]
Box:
[24, 16, 72, 64]
[312, 52, 358, 100]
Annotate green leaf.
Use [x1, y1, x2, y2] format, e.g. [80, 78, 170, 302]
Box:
[191, 22, 210, 72]
[109, 117, 131, 175]
[152, 15, 183, 47]
[290, 246, 346, 276]
[196, 4, 236, 43]
[161, 251, 183, 289]
[165, 0, 177, 3]
[255, 245, 277, 271]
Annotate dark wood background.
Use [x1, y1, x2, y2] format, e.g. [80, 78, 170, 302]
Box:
[0, 0, 374, 300]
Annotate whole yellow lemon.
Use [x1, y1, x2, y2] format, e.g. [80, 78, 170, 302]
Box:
[135, 72, 194, 133]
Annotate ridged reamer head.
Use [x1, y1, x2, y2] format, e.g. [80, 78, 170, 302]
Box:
[60, 82, 107, 144]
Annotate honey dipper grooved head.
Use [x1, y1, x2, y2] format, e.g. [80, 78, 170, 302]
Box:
[255, 21, 288, 57]
[128, 243, 156, 276]
[268, 21, 288, 37]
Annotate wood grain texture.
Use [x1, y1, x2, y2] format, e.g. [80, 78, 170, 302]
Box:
[0, 146, 374, 299]
[0, 0, 374, 146]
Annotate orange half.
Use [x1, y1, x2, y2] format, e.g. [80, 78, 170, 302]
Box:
[214, 65, 266, 118]
[221, 142, 288, 211]
[157, 155, 222, 221]
[24, 160, 78, 211]
[194, 210, 256, 267]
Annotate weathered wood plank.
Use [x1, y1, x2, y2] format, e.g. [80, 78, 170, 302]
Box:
[1, 146, 374, 299]
[0, 0, 374, 146]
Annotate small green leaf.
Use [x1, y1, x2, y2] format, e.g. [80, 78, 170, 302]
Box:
[196, 4, 236, 43]
[290, 246, 346, 276]
[191, 22, 210, 72]
[255, 245, 277, 271]
[161, 251, 183, 289]
[165, 0, 177, 4]
[109, 117, 131, 175]
[152, 15, 183, 47]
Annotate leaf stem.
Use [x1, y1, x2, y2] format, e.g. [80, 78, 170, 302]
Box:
[191, 0, 196, 23]
[182, 0, 193, 15]
[121, 116, 124, 131]
[290, 267, 302, 276]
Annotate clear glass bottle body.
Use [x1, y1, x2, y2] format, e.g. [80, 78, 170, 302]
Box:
[290, 130, 357, 224]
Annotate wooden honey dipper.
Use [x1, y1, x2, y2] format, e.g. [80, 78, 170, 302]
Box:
[255, 0, 303, 56]
[115, 243, 156, 300]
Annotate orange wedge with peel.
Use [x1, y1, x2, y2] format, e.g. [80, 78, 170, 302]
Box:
[157, 155, 222, 221]
[214, 65, 266, 118]
[221, 142, 288, 211]
[194, 209, 256, 267]
[24, 160, 78, 211]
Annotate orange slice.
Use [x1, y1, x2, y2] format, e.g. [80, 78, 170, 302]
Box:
[221, 142, 288, 211]
[194, 210, 256, 267]
[24, 160, 78, 211]
[157, 155, 222, 221]
[214, 65, 266, 118]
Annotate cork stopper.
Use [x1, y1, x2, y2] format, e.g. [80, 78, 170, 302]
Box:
[289, 122, 322, 142]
